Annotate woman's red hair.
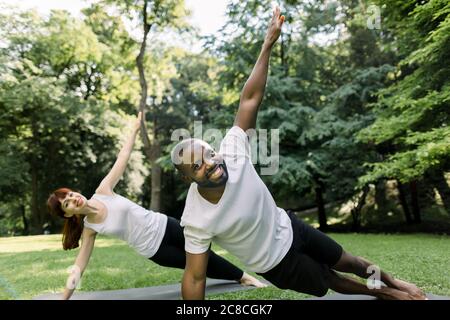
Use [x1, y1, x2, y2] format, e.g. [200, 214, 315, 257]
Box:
[47, 188, 83, 250]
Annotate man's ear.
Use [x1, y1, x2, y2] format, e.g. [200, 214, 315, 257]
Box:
[175, 165, 192, 183]
[182, 175, 193, 183]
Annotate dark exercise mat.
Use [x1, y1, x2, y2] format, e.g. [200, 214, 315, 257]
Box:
[306, 292, 449, 300]
[34, 280, 449, 300]
[33, 279, 261, 300]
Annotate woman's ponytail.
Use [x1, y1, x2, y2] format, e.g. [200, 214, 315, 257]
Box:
[62, 215, 83, 250]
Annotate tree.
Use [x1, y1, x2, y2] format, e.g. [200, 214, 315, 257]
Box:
[358, 0, 450, 220]
[0, 8, 144, 234]
[102, 0, 191, 211]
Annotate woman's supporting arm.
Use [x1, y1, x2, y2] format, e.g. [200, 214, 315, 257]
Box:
[61, 227, 97, 300]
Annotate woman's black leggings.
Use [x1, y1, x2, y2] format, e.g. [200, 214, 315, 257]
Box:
[150, 216, 243, 281]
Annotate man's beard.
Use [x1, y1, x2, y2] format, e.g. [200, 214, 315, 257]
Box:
[196, 162, 229, 188]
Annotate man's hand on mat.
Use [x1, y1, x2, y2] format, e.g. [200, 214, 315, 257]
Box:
[239, 272, 268, 288]
[393, 278, 428, 300]
[133, 111, 143, 133]
[263, 4, 285, 48]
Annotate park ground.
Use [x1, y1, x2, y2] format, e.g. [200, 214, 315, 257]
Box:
[0, 233, 449, 300]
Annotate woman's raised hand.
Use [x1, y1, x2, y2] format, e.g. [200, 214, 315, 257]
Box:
[133, 111, 143, 133]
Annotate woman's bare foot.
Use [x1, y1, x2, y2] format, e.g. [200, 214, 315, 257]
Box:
[393, 279, 427, 299]
[239, 272, 267, 288]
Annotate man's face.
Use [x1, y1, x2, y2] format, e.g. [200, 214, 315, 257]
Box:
[178, 141, 228, 188]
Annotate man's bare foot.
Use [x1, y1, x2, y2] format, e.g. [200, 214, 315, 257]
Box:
[239, 272, 267, 288]
[394, 279, 427, 299]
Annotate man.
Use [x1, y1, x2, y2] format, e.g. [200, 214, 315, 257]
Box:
[171, 6, 425, 300]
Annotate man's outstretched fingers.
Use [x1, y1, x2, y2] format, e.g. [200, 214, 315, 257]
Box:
[272, 3, 280, 17]
[278, 15, 285, 28]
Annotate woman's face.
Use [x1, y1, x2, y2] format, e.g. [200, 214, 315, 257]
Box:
[59, 191, 88, 217]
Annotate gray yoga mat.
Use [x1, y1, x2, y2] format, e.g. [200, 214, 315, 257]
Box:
[34, 279, 449, 300]
[307, 293, 449, 300]
[33, 279, 260, 300]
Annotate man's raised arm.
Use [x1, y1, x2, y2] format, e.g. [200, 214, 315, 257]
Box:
[234, 6, 285, 132]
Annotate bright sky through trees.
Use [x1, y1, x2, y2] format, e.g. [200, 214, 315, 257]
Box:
[1, 0, 228, 37]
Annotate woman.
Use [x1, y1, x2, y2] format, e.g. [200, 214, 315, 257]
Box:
[47, 112, 265, 300]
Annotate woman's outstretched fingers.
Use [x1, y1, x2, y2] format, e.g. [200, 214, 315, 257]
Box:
[134, 111, 143, 132]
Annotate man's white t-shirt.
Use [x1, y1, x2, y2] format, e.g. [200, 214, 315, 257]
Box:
[180, 126, 293, 273]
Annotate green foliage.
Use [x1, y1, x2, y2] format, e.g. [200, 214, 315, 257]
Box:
[0, 0, 448, 234]
[360, 127, 450, 184]
[0, 7, 146, 234]
[358, 0, 450, 185]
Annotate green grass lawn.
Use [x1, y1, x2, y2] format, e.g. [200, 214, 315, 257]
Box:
[0, 233, 449, 300]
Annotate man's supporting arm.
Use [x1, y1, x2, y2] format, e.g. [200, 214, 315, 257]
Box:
[182, 251, 209, 300]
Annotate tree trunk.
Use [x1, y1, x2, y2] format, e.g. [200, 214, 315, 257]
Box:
[150, 139, 161, 211]
[135, 0, 162, 211]
[397, 180, 413, 224]
[409, 180, 421, 223]
[21, 204, 29, 235]
[315, 186, 328, 231]
[30, 162, 41, 234]
[136, 0, 151, 147]
[140, 127, 162, 212]
[375, 180, 388, 212]
[432, 171, 450, 215]
[29, 114, 43, 234]
[280, 33, 288, 77]
[351, 185, 370, 232]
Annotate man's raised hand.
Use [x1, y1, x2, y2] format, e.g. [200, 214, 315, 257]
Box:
[264, 4, 285, 48]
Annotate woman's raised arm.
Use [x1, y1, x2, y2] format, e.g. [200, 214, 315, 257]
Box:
[96, 112, 142, 195]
